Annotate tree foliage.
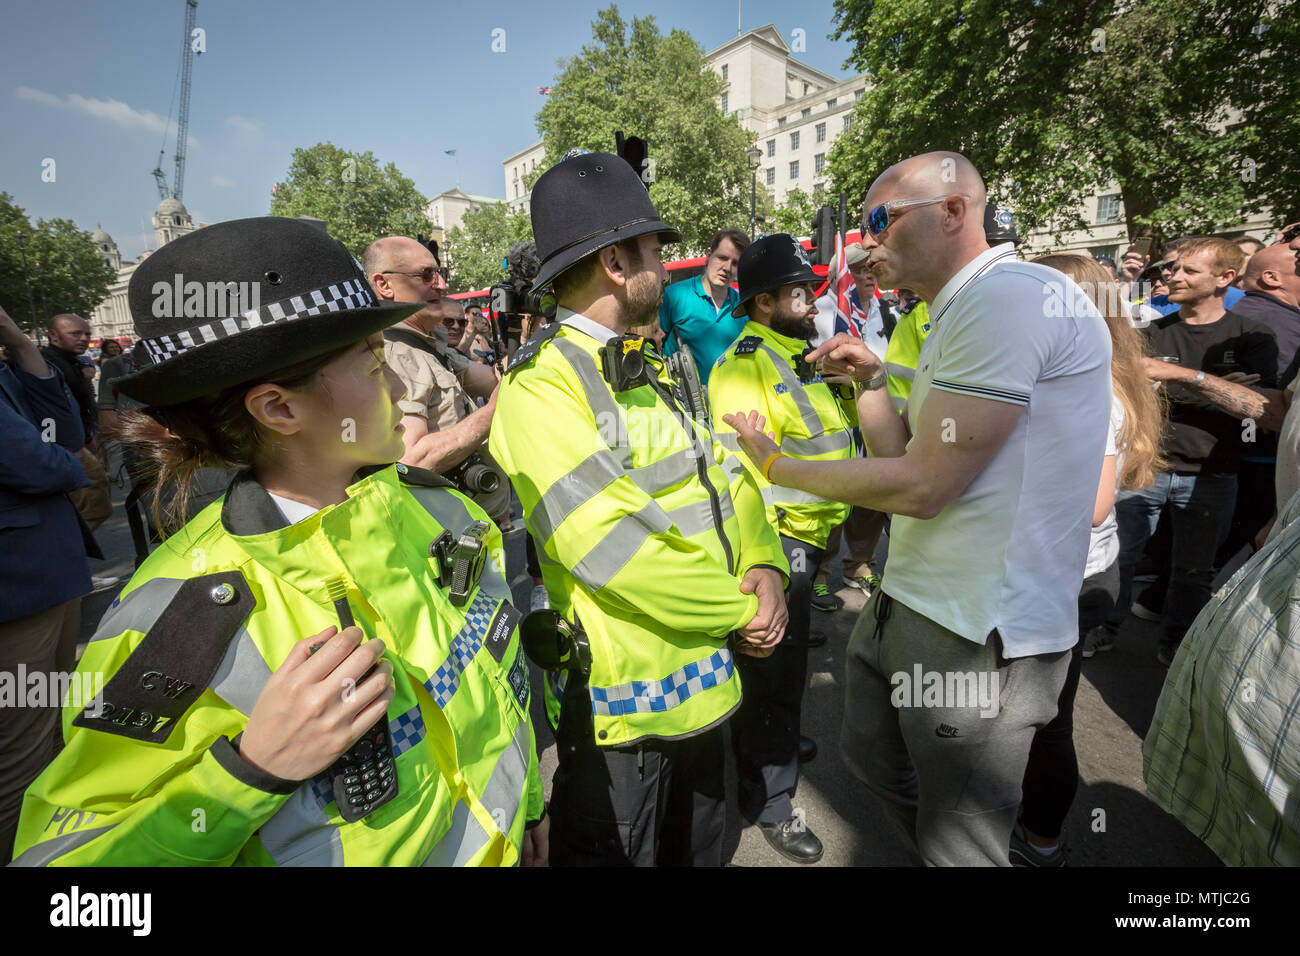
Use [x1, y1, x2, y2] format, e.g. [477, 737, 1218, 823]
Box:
[0, 193, 116, 335]
[534, 5, 759, 256]
[828, 0, 1295, 245]
[767, 186, 836, 237]
[444, 202, 535, 293]
[269, 143, 429, 258]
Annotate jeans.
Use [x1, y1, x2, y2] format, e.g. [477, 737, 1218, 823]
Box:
[1106, 471, 1237, 649]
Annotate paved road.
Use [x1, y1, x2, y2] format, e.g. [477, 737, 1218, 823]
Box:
[81, 459, 1219, 867]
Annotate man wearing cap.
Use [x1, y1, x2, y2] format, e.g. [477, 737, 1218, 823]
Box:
[490, 152, 789, 866]
[709, 234, 858, 863]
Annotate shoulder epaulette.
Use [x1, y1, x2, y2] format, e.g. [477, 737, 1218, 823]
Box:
[899, 300, 920, 316]
[507, 322, 563, 373]
[394, 462, 456, 489]
[734, 335, 763, 356]
[72, 570, 254, 744]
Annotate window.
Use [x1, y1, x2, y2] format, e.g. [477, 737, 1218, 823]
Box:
[1096, 193, 1121, 224]
[790, 131, 800, 150]
[721, 64, 728, 81]
[815, 122, 826, 143]
[855, 88, 864, 100]
[801, 108, 811, 118]
[766, 139, 775, 158]
[803, 83, 810, 95]
[766, 167, 775, 186]
[515, 184, 520, 198]
[721, 93, 728, 114]
[778, 117, 786, 127]
[789, 161, 800, 179]
[827, 98, 837, 109]
[843, 115, 852, 131]
[815, 154, 825, 174]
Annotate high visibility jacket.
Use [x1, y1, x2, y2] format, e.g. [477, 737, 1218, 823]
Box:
[709, 321, 857, 550]
[883, 300, 932, 409]
[489, 312, 788, 748]
[11, 464, 544, 866]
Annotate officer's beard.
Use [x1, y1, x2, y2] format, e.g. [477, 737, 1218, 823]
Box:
[622, 269, 664, 329]
[770, 304, 816, 342]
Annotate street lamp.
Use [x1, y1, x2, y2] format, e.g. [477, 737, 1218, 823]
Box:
[14, 229, 39, 334]
[747, 145, 763, 239]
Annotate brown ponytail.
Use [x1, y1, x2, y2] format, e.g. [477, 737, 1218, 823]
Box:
[117, 344, 354, 531]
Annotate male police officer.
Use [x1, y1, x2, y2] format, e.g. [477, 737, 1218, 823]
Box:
[710, 234, 858, 863]
[490, 152, 790, 866]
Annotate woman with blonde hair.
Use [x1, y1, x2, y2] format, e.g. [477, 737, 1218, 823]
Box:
[1011, 253, 1166, 866]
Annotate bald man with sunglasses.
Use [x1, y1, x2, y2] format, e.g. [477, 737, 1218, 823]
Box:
[723, 151, 1113, 865]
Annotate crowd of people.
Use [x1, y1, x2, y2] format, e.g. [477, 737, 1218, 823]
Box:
[1, 145, 1297, 867]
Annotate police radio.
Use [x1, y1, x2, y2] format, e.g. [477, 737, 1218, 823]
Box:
[599, 334, 654, 392]
[664, 331, 711, 425]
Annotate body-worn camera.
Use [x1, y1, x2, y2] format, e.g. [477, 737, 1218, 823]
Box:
[430, 519, 493, 606]
[600, 334, 654, 392]
[521, 609, 591, 677]
[793, 347, 818, 383]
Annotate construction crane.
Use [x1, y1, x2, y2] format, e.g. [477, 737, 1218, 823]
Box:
[151, 0, 199, 200]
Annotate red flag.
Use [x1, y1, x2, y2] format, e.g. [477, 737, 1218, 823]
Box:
[272, 182, 279, 196]
[538, 86, 552, 95]
[830, 233, 861, 338]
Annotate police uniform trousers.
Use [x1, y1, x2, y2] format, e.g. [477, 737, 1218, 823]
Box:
[549, 671, 727, 866]
[731, 534, 824, 824]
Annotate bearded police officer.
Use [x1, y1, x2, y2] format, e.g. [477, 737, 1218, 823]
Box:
[710, 234, 859, 863]
[490, 152, 790, 866]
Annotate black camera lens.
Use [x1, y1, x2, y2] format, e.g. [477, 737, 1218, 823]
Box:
[622, 350, 646, 381]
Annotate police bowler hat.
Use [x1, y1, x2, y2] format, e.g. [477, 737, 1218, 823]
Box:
[116, 217, 422, 406]
[731, 233, 820, 318]
[529, 152, 681, 293]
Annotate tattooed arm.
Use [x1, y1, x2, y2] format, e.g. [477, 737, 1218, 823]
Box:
[1142, 358, 1291, 432]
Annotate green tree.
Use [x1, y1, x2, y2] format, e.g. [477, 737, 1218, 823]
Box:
[0, 193, 115, 335]
[269, 143, 429, 258]
[533, 5, 758, 256]
[443, 202, 535, 292]
[828, 0, 1290, 245]
[767, 186, 836, 237]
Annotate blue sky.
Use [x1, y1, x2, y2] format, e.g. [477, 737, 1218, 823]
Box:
[1, 0, 856, 260]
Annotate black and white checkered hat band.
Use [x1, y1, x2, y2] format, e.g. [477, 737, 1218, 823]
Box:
[139, 277, 379, 367]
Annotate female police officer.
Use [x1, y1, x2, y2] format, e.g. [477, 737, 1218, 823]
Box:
[10, 217, 547, 866]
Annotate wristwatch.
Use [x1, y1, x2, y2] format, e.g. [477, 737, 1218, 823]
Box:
[1192, 370, 1206, 386]
[857, 371, 888, 391]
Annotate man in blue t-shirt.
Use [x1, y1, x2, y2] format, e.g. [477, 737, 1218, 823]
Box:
[660, 228, 748, 385]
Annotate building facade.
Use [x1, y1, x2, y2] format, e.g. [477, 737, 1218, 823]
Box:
[424, 189, 505, 250]
[502, 141, 546, 215]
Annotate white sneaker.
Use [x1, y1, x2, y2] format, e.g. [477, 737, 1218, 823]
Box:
[529, 585, 550, 612]
[91, 574, 120, 593]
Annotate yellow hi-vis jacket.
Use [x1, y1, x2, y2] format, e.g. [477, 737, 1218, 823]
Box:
[883, 299, 932, 410]
[11, 464, 543, 866]
[709, 321, 857, 550]
[489, 311, 789, 748]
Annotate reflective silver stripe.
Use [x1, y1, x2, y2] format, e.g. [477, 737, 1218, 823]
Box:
[530, 450, 625, 545]
[405, 486, 510, 602]
[716, 432, 743, 452]
[891, 394, 908, 411]
[259, 786, 346, 866]
[88, 577, 186, 643]
[884, 361, 915, 381]
[627, 451, 696, 496]
[720, 453, 747, 482]
[9, 824, 116, 866]
[479, 719, 531, 837]
[665, 499, 715, 537]
[552, 337, 632, 468]
[757, 344, 822, 436]
[572, 503, 673, 591]
[423, 799, 491, 867]
[209, 627, 271, 715]
[784, 429, 853, 457]
[763, 484, 834, 507]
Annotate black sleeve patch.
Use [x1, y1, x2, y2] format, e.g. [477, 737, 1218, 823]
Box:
[507, 322, 562, 373]
[73, 571, 254, 744]
[482, 600, 523, 664]
[393, 462, 456, 489]
[734, 336, 762, 356]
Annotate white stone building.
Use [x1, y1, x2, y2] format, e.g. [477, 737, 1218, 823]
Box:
[90, 197, 196, 343]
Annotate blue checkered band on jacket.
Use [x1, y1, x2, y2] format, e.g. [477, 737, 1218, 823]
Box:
[589, 647, 735, 716]
[424, 590, 499, 709]
[139, 277, 378, 366]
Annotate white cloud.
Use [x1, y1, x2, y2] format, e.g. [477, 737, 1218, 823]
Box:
[225, 115, 261, 136]
[14, 85, 198, 147]
[211, 174, 235, 188]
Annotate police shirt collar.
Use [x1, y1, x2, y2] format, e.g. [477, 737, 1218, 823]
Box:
[557, 306, 618, 345]
[221, 463, 398, 537]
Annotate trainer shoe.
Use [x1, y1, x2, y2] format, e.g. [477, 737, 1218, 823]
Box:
[1131, 599, 1163, 622]
[844, 572, 881, 597]
[810, 581, 839, 612]
[1081, 626, 1115, 659]
[529, 585, 550, 612]
[1009, 821, 1066, 867]
[90, 574, 121, 593]
[1156, 642, 1179, 667]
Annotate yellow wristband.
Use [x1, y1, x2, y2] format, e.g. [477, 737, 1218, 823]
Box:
[761, 452, 787, 482]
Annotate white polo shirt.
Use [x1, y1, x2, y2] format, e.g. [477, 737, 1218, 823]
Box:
[882, 244, 1113, 657]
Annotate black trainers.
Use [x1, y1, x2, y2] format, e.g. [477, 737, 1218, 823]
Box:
[810, 581, 839, 612]
[1008, 821, 1066, 867]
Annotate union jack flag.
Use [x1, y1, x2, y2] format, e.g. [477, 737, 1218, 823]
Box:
[829, 232, 861, 339]
[538, 87, 552, 95]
